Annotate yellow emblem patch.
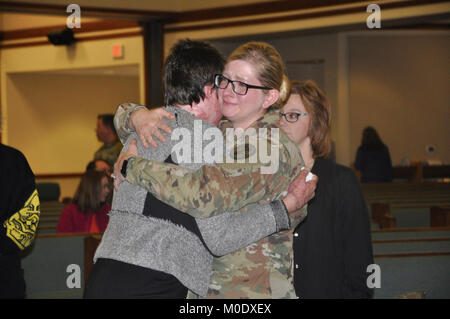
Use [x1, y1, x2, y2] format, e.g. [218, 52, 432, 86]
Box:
[4, 189, 40, 250]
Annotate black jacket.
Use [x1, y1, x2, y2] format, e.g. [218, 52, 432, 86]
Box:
[0, 143, 39, 298]
[293, 158, 374, 298]
[0, 143, 37, 255]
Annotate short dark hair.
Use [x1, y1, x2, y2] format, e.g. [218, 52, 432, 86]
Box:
[163, 39, 225, 106]
[97, 114, 117, 135]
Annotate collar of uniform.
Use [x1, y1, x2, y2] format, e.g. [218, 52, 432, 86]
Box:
[219, 109, 281, 133]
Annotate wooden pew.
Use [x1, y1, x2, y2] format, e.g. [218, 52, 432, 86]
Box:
[36, 200, 66, 235]
[21, 233, 90, 298]
[393, 164, 450, 183]
[21, 226, 450, 299]
[370, 203, 450, 229]
[371, 227, 450, 298]
[371, 203, 397, 228]
[373, 254, 450, 298]
[430, 206, 450, 227]
[362, 182, 450, 210]
[363, 182, 450, 228]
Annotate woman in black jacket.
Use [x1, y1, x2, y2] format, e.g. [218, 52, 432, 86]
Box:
[279, 80, 374, 298]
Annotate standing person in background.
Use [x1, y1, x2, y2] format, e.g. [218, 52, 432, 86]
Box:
[94, 114, 122, 167]
[0, 143, 40, 298]
[280, 80, 374, 298]
[57, 170, 111, 234]
[354, 126, 393, 183]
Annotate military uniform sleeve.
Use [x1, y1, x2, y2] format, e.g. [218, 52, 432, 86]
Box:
[125, 144, 302, 218]
[196, 199, 290, 256]
[113, 103, 147, 145]
[288, 205, 308, 231]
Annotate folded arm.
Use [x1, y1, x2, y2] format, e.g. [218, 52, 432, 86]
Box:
[113, 103, 174, 147]
[198, 200, 290, 256]
[125, 148, 301, 218]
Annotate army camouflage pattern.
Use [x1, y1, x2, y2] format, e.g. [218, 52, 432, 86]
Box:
[122, 108, 307, 298]
[113, 103, 147, 145]
[206, 197, 307, 299]
[93, 140, 123, 167]
[126, 110, 305, 219]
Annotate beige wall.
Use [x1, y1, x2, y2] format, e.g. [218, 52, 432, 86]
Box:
[348, 32, 450, 166]
[7, 72, 139, 173]
[1, 35, 144, 199]
[6, 72, 139, 199]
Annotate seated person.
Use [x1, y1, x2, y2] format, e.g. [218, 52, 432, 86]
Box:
[57, 170, 111, 233]
[86, 159, 112, 175]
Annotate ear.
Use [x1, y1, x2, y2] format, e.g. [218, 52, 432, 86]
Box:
[203, 83, 215, 98]
[262, 89, 280, 109]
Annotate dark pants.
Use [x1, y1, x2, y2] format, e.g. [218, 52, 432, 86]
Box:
[83, 258, 188, 299]
[0, 254, 26, 299]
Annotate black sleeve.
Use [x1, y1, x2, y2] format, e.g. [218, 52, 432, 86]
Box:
[0, 146, 38, 255]
[354, 147, 363, 171]
[340, 167, 374, 298]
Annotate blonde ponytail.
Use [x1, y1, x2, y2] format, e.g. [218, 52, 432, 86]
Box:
[275, 73, 291, 108]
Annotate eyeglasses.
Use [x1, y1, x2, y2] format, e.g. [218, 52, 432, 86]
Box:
[280, 112, 308, 123]
[214, 74, 272, 96]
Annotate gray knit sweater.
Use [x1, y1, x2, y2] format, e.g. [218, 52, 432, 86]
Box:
[94, 106, 290, 297]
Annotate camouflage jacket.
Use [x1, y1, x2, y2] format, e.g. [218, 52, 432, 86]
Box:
[118, 106, 307, 298]
[94, 140, 122, 167]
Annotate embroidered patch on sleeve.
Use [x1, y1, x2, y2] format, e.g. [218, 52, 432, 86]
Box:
[4, 189, 40, 250]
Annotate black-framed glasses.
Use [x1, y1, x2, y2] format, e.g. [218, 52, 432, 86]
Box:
[214, 74, 272, 96]
[280, 112, 308, 123]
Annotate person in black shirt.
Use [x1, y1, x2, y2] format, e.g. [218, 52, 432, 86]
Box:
[280, 80, 374, 298]
[0, 143, 40, 298]
[354, 126, 393, 183]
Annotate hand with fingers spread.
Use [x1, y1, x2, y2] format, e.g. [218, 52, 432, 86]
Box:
[129, 107, 175, 148]
[113, 139, 138, 190]
[282, 168, 318, 213]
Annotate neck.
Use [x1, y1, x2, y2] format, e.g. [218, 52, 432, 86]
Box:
[232, 109, 266, 130]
